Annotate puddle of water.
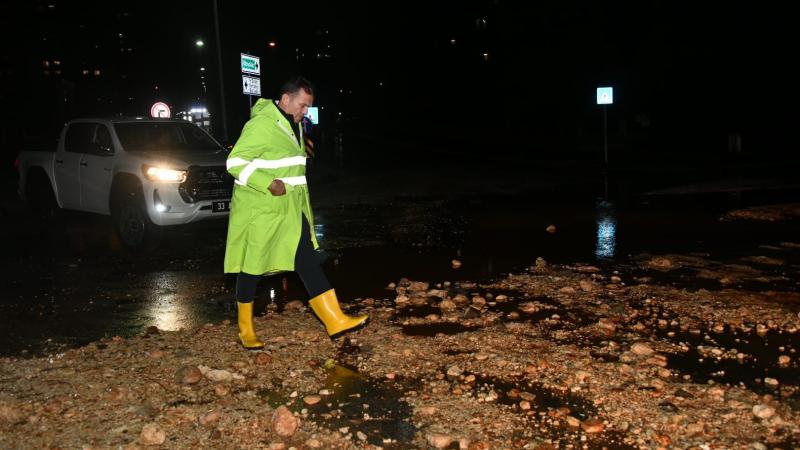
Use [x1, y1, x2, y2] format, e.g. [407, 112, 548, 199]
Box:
[455, 373, 636, 450]
[261, 364, 417, 448]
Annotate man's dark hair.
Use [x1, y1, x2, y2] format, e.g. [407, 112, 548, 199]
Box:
[278, 76, 314, 98]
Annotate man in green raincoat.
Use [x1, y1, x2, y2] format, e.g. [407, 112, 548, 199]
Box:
[225, 76, 367, 349]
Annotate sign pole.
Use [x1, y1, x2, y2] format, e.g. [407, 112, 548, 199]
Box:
[603, 105, 608, 166]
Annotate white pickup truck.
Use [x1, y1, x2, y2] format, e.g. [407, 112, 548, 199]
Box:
[16, 118, 233, 250]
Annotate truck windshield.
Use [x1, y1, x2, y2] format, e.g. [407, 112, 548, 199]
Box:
[114, 122, 223, 153]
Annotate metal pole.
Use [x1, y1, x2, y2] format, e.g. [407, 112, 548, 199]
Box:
[603, 105, 609, 201]
[603, 105, 608, 166]
[212, 0, 229, 143]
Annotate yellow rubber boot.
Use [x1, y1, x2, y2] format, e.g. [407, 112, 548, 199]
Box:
[308, 289, 368, 337]
[237, 302, 264, 349]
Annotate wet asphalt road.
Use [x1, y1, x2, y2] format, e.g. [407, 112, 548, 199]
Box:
[2, 169, 799, 357]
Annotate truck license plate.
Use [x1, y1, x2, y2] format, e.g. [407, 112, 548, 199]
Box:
[212, 201, 230, 213]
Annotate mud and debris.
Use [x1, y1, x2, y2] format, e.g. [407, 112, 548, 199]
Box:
[3, 243, 800, 449]
[723, 203, 800, 222]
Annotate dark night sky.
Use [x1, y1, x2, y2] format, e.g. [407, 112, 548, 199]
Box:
[1, 1, 799, 159]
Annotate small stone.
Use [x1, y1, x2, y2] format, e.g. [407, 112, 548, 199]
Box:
[255, 353, 273, 366]
[575, 370, 591, 382]
[175, 366, 203, 384]
[579, 280, 594, 292]
[272, 406, 298, 437]
[451, 259, 462, 269]
[357, 431, 368, 441]
[519, 400, 531, 410]
[0, 403, 25, 424]
[214, 384, 230, 397]
[386, 372, 396, 380]
[198, 411, 220, 428]
[752, 404, 775, 419]
[306, 438, 322, 448]
[546, 225, 557, 234]
[610, 275, 622, 284]
[204, 369, 233, 383]
[778, 355, 791, 367]
[566, 416, 581, 428]
[148, 350, 165, 359]
[648, 257, 674, 269]
[559, 286, 576, 294]
[631, 342, 654, 356]
[420, 406, 437, 416]
[471, 296, 486, 307]
[686, 422, 704, 436]
[764, 377, 779, 388]
[446, 366, 463, 380]
[428, 433, 454, 448]
[581, 419, 604, 433]
[284, 300, 304, 310]
[269, 444, 286, 450]
[439, 299, 457, 311]
[598, 318, 616, 335]
[140, 423, 166, 446]
[303, 395, 321, 405]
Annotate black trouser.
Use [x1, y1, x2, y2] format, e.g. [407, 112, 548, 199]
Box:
[236, 215, 331, 303]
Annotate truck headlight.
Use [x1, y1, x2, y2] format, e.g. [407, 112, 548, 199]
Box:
[142, 165, 187, 183]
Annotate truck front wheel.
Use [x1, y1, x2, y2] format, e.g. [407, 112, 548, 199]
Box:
[112, 189, 161, 251]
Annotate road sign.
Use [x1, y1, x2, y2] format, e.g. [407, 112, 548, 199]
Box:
[150, 102, 171, 118]
[305, 107, 319, 125]
[242, 75, 261, 96]
[240, 53, 260, 75]
[596, 87, 613, 105]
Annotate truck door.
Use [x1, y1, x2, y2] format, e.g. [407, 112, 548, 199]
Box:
[54, 123, 93, 210]
[79, 124, 115, 214]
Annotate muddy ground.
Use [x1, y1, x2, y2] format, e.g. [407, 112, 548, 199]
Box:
[2, 233, 800, 449]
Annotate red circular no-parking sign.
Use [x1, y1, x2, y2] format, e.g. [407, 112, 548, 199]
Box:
[150, 102, 171, 118]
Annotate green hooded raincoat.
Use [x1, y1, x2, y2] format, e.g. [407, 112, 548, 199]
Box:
[223, 99, 318, 275]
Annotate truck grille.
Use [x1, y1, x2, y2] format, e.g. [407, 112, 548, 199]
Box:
[179, 166, 233, 203]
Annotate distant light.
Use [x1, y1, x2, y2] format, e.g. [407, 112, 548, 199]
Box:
[268, 41, 276, 47]
[450, 39, 456, 45]
[82, 69, 89, 75]
[482, 53, 489, 61]
[195, 40, 204, 47]
[53, 60, 61, 66]
[93, 69, 101, 76]
[200, 67, 205, 71]
[155, 203, 167, 213]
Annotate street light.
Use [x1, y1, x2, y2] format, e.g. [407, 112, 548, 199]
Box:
[196, 39, 205, 47]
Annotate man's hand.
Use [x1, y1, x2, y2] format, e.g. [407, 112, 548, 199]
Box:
[304, 136, 315, 158]
[268, 179, 286, 196]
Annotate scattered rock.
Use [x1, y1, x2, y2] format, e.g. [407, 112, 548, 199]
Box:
[779, 355, 791, 367]
[255, 353, 273, 365]
[175, 365, 203, 384]
[428, 433, 454, 448]
[579, 280, 594, 292]
[648, 257, 674, 269]
[303, 395, 321, 406]
[581, 419, 604, 433]
[752, 404, 775, 419]
[631, 342, 654, 356]
[0, 403, 25, 424]
[546, 225, 557, 234]
[198, 411, 220, 428]
[284, 300, 304, 310]
[271, 406, 298, 437]
[452, 260, 463, 269]
[140, 423, 166, 446]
